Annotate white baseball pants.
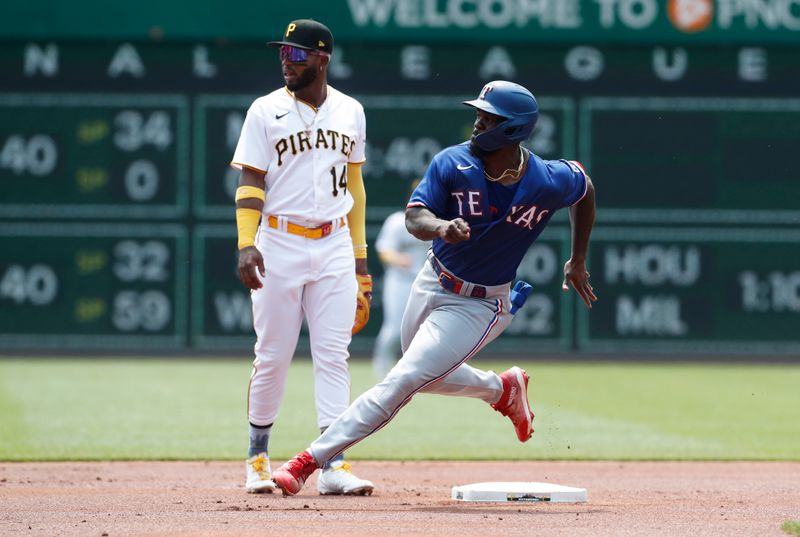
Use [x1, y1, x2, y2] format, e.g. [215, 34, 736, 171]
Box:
[248, 220, 357, 429]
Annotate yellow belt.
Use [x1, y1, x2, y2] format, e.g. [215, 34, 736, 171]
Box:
[267, 215, 345, 239]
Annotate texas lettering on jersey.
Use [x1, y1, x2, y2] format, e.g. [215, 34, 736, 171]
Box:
[505, 204, 550, 229]
[408, 142, 587, 285]
[449, 191, 483, 216]
[450, 191, 550, 231]
[275, 128, 356, 166]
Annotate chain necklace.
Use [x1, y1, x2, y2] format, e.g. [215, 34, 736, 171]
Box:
[292, 93, 317, 136]
[484, 146, 526, 183]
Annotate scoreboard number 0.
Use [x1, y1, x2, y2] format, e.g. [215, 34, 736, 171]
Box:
[124, 159, 160, 201]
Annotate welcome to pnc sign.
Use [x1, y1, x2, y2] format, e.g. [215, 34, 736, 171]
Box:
[345, 0, 800, 40]
[1, 0, 799, 42]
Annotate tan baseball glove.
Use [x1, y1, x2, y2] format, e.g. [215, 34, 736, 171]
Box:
[352, 274, 373, 335]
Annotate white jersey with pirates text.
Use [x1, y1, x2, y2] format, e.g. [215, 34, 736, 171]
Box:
[231, 85, 366, 226]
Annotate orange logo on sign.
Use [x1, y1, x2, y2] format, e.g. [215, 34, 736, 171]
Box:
[667, 0, 713, 33]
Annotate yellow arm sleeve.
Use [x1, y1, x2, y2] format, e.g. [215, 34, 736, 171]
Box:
[347, 163, 367, 259]
[234, 173, 266, 250]
[236, 208, 262, 250]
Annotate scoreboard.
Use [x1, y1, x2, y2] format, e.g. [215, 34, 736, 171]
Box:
[0, 94, 189, 218]
[578, 228, 800, 355]
[582, 97, 800, 224]
[0, 223, 187, 348]
[1, 40, 799, 356]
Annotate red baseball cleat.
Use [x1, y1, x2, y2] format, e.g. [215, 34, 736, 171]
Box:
[272, 450, 319, 496]
[492, 366, 534, 442]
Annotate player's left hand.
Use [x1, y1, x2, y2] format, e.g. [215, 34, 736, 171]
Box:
[562, 258, 597, 309]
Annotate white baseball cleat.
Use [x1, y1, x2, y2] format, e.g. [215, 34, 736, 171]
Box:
[316, 461, 374, 496]
[245, 453, 276, 493]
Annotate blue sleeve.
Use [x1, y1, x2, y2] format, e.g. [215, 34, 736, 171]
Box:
[550, 159, 588, 208]
[407, 152, 451, 217]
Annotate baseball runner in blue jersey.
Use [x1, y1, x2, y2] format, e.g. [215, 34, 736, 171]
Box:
[272, 80, 597, 496]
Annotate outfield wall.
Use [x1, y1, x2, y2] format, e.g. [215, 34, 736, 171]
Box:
[1, 3, 798, 355]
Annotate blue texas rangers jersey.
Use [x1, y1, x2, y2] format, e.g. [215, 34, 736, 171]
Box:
[407, 142, 587, 286]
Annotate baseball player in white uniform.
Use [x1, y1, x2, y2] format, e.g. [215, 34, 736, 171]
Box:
[232, 19, 374, 496]
[372, 208, 430, 378]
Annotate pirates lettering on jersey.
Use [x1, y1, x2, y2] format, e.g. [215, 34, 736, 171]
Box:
[275, 128, 357, 166]
[506, 204, 549, 230]
[450, 190, 484, 217]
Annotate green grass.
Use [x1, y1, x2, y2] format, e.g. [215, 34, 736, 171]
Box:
[783, 521, 800, 537]
[0, 358, 799, 461]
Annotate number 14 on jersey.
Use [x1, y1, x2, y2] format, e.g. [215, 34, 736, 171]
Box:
[330, 165, 347, 197]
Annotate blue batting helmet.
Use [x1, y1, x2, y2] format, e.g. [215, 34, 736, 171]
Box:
[463, 81, 539, 152]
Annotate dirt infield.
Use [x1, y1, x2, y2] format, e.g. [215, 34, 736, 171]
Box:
[1, 461, 798, 536]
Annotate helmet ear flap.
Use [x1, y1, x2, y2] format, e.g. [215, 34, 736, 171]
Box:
[503, 116, 530, 140]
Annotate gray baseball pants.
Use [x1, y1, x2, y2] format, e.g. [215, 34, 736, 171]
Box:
[308, 257, 514, 465]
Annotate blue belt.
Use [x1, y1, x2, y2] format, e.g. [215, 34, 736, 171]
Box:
[429, 257, 487, 299]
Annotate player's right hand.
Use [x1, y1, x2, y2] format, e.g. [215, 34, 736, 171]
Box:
[238, 246, 266, 289]
[439, 218, 471, 244]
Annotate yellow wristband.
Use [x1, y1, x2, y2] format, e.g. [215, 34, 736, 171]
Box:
[235, 185, 266, 202]
[353, 244, 367, 259]
[236, 207, 261, 249]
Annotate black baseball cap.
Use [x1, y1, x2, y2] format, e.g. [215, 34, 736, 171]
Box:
[267, 19, 333, 54]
